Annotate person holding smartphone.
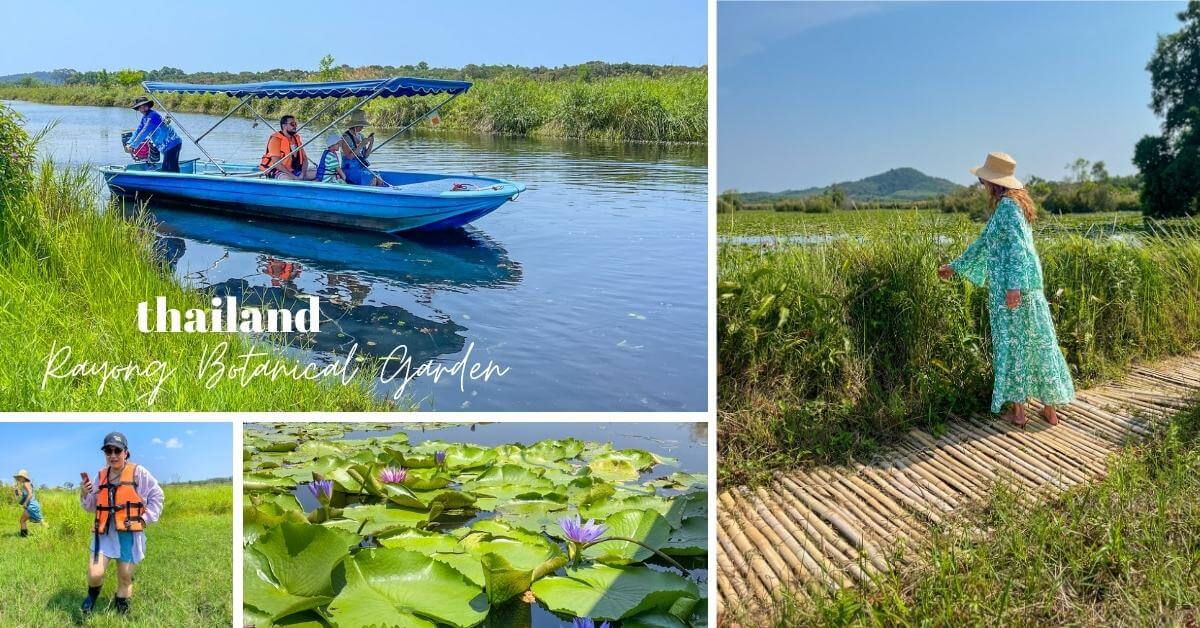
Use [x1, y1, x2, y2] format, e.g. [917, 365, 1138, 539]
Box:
[341, 110, 385, 186]
[78, 432, 164, 616]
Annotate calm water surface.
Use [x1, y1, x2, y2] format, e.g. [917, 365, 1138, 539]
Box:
[9, 101, 708, 411]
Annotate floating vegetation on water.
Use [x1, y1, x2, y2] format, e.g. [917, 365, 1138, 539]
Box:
[242, 424, 708, 627]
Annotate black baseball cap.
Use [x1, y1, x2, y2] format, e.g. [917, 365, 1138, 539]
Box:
[102, 432, 129, 451]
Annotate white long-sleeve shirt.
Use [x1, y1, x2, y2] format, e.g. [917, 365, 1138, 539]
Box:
[80, 463, 165, 564]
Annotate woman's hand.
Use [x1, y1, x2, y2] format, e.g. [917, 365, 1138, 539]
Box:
[937, 264, 954, 280]
[1006, 289, 1021, 309]
[80, 478, 93, 496]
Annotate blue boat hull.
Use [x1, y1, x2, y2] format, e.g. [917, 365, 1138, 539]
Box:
[99, 161, 524, 234]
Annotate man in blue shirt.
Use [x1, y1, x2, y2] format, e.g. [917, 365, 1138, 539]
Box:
[126, 96, 182, 173]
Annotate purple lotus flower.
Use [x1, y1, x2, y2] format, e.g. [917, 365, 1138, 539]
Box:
[379, 467, 407, 484]
[434, 450, 446, 466]
[559, 514, 606, 544]
[572, 619, 610, 628]
[307, 480, 333, 501]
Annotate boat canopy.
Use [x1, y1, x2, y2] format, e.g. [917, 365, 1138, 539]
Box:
[142, 77, 471, 99]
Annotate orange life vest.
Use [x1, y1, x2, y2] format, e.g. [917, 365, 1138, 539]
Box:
[94, 463, 145, 534]
[259, 131, 307, 172]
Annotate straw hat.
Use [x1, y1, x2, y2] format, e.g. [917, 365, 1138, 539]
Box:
[346, 110, 370, 128]
[969, 151, 1024, 190]
[13, 469, 29, 482]
[129, 96, 153, 110]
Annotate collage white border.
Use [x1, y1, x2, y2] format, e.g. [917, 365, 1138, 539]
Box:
[0, 0, 720, 625]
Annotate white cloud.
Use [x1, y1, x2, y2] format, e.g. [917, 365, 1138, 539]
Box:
[152, 436, 183, 449]
[185, 430, 196, 435]
[151, 437, 163, 445]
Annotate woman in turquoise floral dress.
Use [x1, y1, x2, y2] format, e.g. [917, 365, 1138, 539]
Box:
[938, 152, 1075, 427]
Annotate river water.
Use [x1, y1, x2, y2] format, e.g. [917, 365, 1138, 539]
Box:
[8, 100, 708, 411]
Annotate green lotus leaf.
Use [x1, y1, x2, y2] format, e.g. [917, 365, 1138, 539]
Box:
[580, 492, 695, 528]
[409, 442, 495, 469]
[570, 478, 617, 507]
[402, 467, 451, 490]
[338, 504, 432, 534]
[469, 464, 546, 487]
[244, 503, 309, 545]
[480, 551, 566, 605]
[308, 457, 362, 494]
[582, 509, 671, 564]
[524, 438, 585, 463]
[587, 458, 641, 482]
[379, 529, 464, 555]
[245, 472, 297, 491]
[530, 564, 699, 621]
[491, 499, 571, 533]
[294, 440, 345, 458]
[381, 483, 425, 509]
[327, 548, 489, 628]
[258, 441, 299, 453]
[466, 520, 555, 547]
[662, 516, 707, 556]
[623, 610, 689, 628]
[424, 489, 478, 513]
[675, 491, 707, 521]
[243, 523, 355, 622]
[472, 487, 563, 511]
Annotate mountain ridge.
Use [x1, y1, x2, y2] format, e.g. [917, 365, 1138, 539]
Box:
[738, 167, 963, 203]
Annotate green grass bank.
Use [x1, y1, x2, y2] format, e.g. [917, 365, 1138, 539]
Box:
[0, 483, 232, 627]
[764, 403, 1200, 625]
[0, 72, 707, 144]
[719, 212, 1200, 482]
[0, 106, 388, 410]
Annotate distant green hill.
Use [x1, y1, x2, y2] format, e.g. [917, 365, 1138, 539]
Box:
[0, 71, 71, 85]
[739, 167, 962, 203]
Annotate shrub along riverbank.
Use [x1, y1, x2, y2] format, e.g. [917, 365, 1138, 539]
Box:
[718, 213, 1200, 483]
[0, 72, 707, 144]
[0, 106, 388, 410]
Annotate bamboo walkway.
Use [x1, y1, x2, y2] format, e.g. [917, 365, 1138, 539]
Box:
[716, 353, 1200, 623]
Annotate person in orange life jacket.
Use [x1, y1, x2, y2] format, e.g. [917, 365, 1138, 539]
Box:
[260, 115, 316, 180]
[79, 432, 164, 616]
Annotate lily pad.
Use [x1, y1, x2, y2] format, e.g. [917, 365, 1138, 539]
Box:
[662, 517, 707, 557]
[582, 509, 671, 565]
[327, 548, 489, 628]
[531, 564, 699, 621]
[243, 523, 356, 623]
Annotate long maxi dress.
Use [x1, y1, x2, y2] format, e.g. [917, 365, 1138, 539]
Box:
[949, 196, 1076, 412]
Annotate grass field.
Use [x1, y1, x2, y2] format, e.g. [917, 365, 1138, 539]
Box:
[0, 483, 232, 627]
[718, 209, 1200, 482]
[765, 403, 1200, 625]
[717, 208, 1154, 238]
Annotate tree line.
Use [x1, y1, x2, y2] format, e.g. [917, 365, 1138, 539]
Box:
[13, 60, 706, 89]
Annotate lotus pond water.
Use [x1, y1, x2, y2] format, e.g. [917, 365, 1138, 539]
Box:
[243, 423, 708, 627]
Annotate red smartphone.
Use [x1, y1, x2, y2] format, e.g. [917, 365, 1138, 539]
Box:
[80, 472, 90, 486]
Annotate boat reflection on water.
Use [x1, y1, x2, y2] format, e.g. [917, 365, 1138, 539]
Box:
[124, 199, 522, 362]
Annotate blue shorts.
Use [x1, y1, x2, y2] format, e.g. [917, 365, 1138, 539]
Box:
[342, 163, 374, 186]
[117, 531, 135, 562]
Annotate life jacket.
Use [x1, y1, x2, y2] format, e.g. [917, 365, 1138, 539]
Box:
[94, 463, 145, 535]
[259, 131, 307, 172]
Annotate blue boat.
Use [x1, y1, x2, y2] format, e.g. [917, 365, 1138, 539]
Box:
[99, 77, 525, 234]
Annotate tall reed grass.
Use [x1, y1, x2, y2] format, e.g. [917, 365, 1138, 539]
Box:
[0, 73, 707, 143]
[0, 105, 389, 410]
[718, 213, 1200, 482]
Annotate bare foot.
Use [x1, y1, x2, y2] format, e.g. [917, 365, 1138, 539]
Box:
[1003, 403, 1028, 428]
[1041, 405, 1059, 426]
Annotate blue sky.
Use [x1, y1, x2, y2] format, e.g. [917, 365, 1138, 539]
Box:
[0, 423, 232, 487]
[0, 1, 706, 75]
[719, 1, 1187, 192]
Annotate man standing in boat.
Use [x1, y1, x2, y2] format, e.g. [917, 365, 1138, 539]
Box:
[260, 115, 316, 180]
[126, 97, 182, 173]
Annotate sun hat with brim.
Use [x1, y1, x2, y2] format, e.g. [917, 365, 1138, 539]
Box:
[13, 469, 29, 481]
[324, 130, 343, 148]
[129, 96, 154, 110]
[969, 151, 1024, 190]
[346, 110, 370, 128]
